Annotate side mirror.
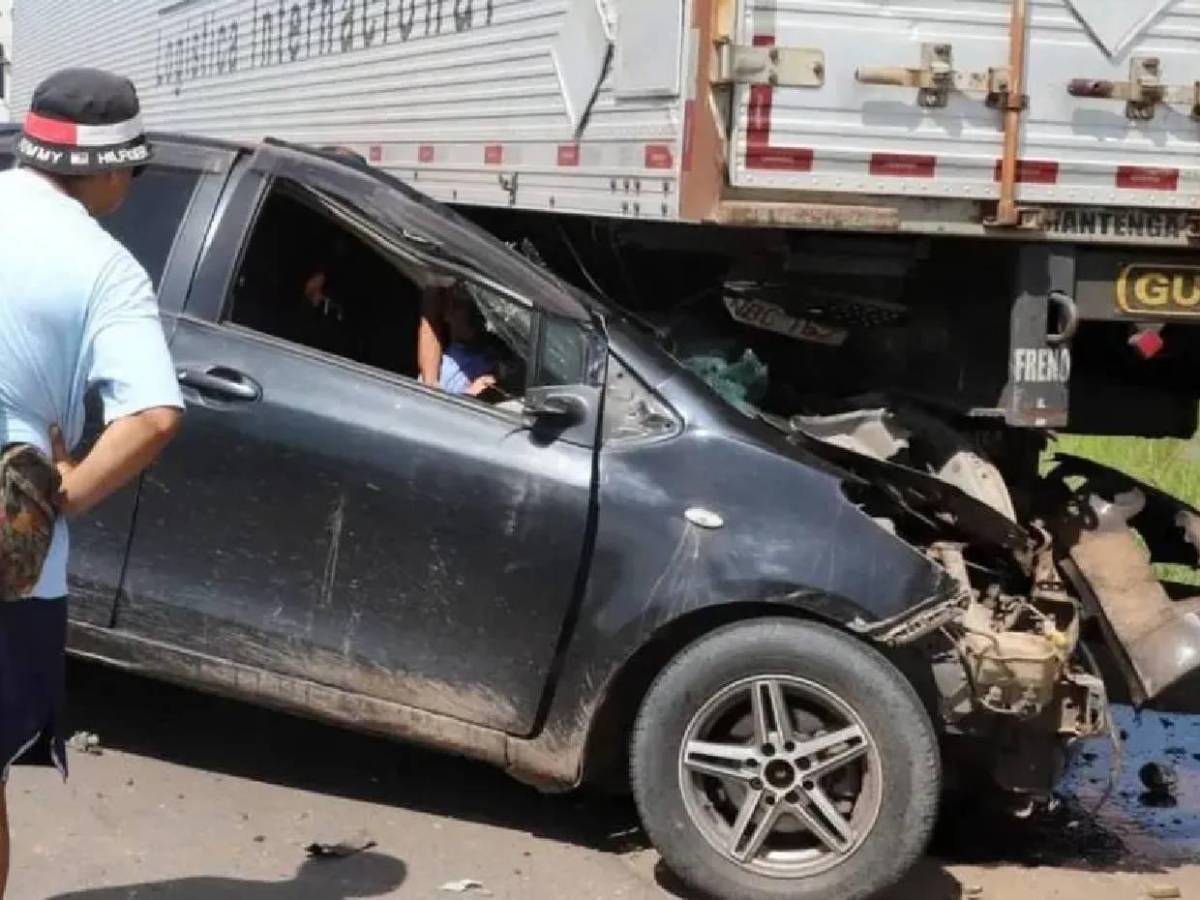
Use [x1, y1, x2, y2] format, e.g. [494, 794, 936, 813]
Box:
[523, 390, 588, 426]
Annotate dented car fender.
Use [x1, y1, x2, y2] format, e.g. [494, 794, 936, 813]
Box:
[509, 365, 959, 787]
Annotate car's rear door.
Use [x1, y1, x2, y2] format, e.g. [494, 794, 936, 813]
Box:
[116, 148, 602, 735]
[72, 141, 235, 625]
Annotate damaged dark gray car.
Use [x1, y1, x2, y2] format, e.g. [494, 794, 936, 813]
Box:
[4, 129, 1198, 900]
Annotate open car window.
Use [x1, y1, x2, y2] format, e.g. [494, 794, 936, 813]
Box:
[257, 143, 594, 325]
[224, 177, 601, 411]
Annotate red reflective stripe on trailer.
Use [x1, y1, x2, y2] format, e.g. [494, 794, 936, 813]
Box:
[747, 85, 773, 149]
[645, 145, 674, 169]
[368, 144, 383, 164]
[993, 159, 1059, 184]
[484, 144, 503, 165]
[23, 112, 78, 145]
[1117, 166, 1179, 191]
[870, 153, 937, 178]
[747, 146, 814, 171]
[753, 35, 775, 47]
[418, 144, 435, 163]
[557, 144, 580, 167]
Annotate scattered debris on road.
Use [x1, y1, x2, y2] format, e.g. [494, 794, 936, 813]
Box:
[440, 879, 492, 895]
[1148, 885, 1182, 900]
[67, 731, 102, 756]
[1138, 762, 1179, 808]
[304, 830, 376, 859]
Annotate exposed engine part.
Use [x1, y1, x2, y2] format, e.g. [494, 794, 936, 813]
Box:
[929, 542, 1090, 720]
[928, 541, 971, 594]
[851, 589, 968, 647]
[926, 539, 1109, 798]
[959, 610, 1069, 718]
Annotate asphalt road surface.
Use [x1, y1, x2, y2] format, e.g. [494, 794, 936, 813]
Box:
[4, 661, 1197, 900]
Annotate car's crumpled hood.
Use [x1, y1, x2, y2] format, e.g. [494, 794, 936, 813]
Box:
[758, 411, 1034, 554]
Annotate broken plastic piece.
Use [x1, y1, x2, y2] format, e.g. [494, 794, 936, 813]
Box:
[440, 880, 491, 895]
[67, 731, 102, 756]
[305, 831, 377, 859]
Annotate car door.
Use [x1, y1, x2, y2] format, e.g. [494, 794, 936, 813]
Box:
[0, 133, 235, 625]
[118, 148, 603, 735]
[75, 143, 236, 626]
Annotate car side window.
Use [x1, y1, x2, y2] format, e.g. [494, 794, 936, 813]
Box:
[224, 177, 594, 411]
[99, 166, 201, 286]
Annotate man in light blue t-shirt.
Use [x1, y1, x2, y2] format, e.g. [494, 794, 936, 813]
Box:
[0, 69, 184, 897]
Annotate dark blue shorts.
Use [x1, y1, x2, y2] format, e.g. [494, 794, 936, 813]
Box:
[0, 597, 67, 782]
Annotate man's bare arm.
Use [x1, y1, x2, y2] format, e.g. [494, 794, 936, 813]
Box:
[418, 286, 446, 386]
[52, 407, 182, 518]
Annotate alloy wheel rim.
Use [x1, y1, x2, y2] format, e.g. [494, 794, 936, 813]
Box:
[677, 674, 882, 879]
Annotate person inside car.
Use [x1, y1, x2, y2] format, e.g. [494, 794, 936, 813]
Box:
[299, 267, 346, 327]
[438, 285, 501, 398]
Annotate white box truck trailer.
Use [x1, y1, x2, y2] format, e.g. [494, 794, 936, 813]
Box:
[12, 0, 1200, 508]
[16, 1, 1200, 235]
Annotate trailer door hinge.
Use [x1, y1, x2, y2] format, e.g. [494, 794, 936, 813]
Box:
[712, 39, 825, 88]
[1068, 57, 1200, 121]
[856, 43, 1014, 109]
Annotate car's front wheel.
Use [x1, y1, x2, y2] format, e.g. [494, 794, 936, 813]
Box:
[630, 617, 940, 900]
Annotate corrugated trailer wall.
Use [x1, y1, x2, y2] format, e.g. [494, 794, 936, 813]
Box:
[730, 1, 1200, 211]
[12, 0, 689, 220]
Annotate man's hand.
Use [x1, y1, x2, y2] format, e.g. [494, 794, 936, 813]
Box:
[48, 425, 78, 514]
[467, 374, 497, 397]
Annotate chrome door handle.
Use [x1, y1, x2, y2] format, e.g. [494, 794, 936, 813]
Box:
[177, 366, 262, 402]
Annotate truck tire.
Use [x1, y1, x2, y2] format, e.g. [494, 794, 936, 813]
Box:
[630, 617, 940, 900]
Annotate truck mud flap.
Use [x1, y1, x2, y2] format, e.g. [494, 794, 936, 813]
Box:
[1049, 455, 1200, 705]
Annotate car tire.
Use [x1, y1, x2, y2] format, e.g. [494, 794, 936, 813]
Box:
[630, 617, 940, 900]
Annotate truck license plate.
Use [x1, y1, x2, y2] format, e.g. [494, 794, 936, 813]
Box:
[724, 296, 849, 346]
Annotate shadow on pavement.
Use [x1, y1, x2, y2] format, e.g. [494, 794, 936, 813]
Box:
[44, 852, 406, 900]
[62, 659, 642, 854]
[61, 659, 1172, 899]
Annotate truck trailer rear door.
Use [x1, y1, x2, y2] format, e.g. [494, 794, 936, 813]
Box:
[726, 1, 1200, 215]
